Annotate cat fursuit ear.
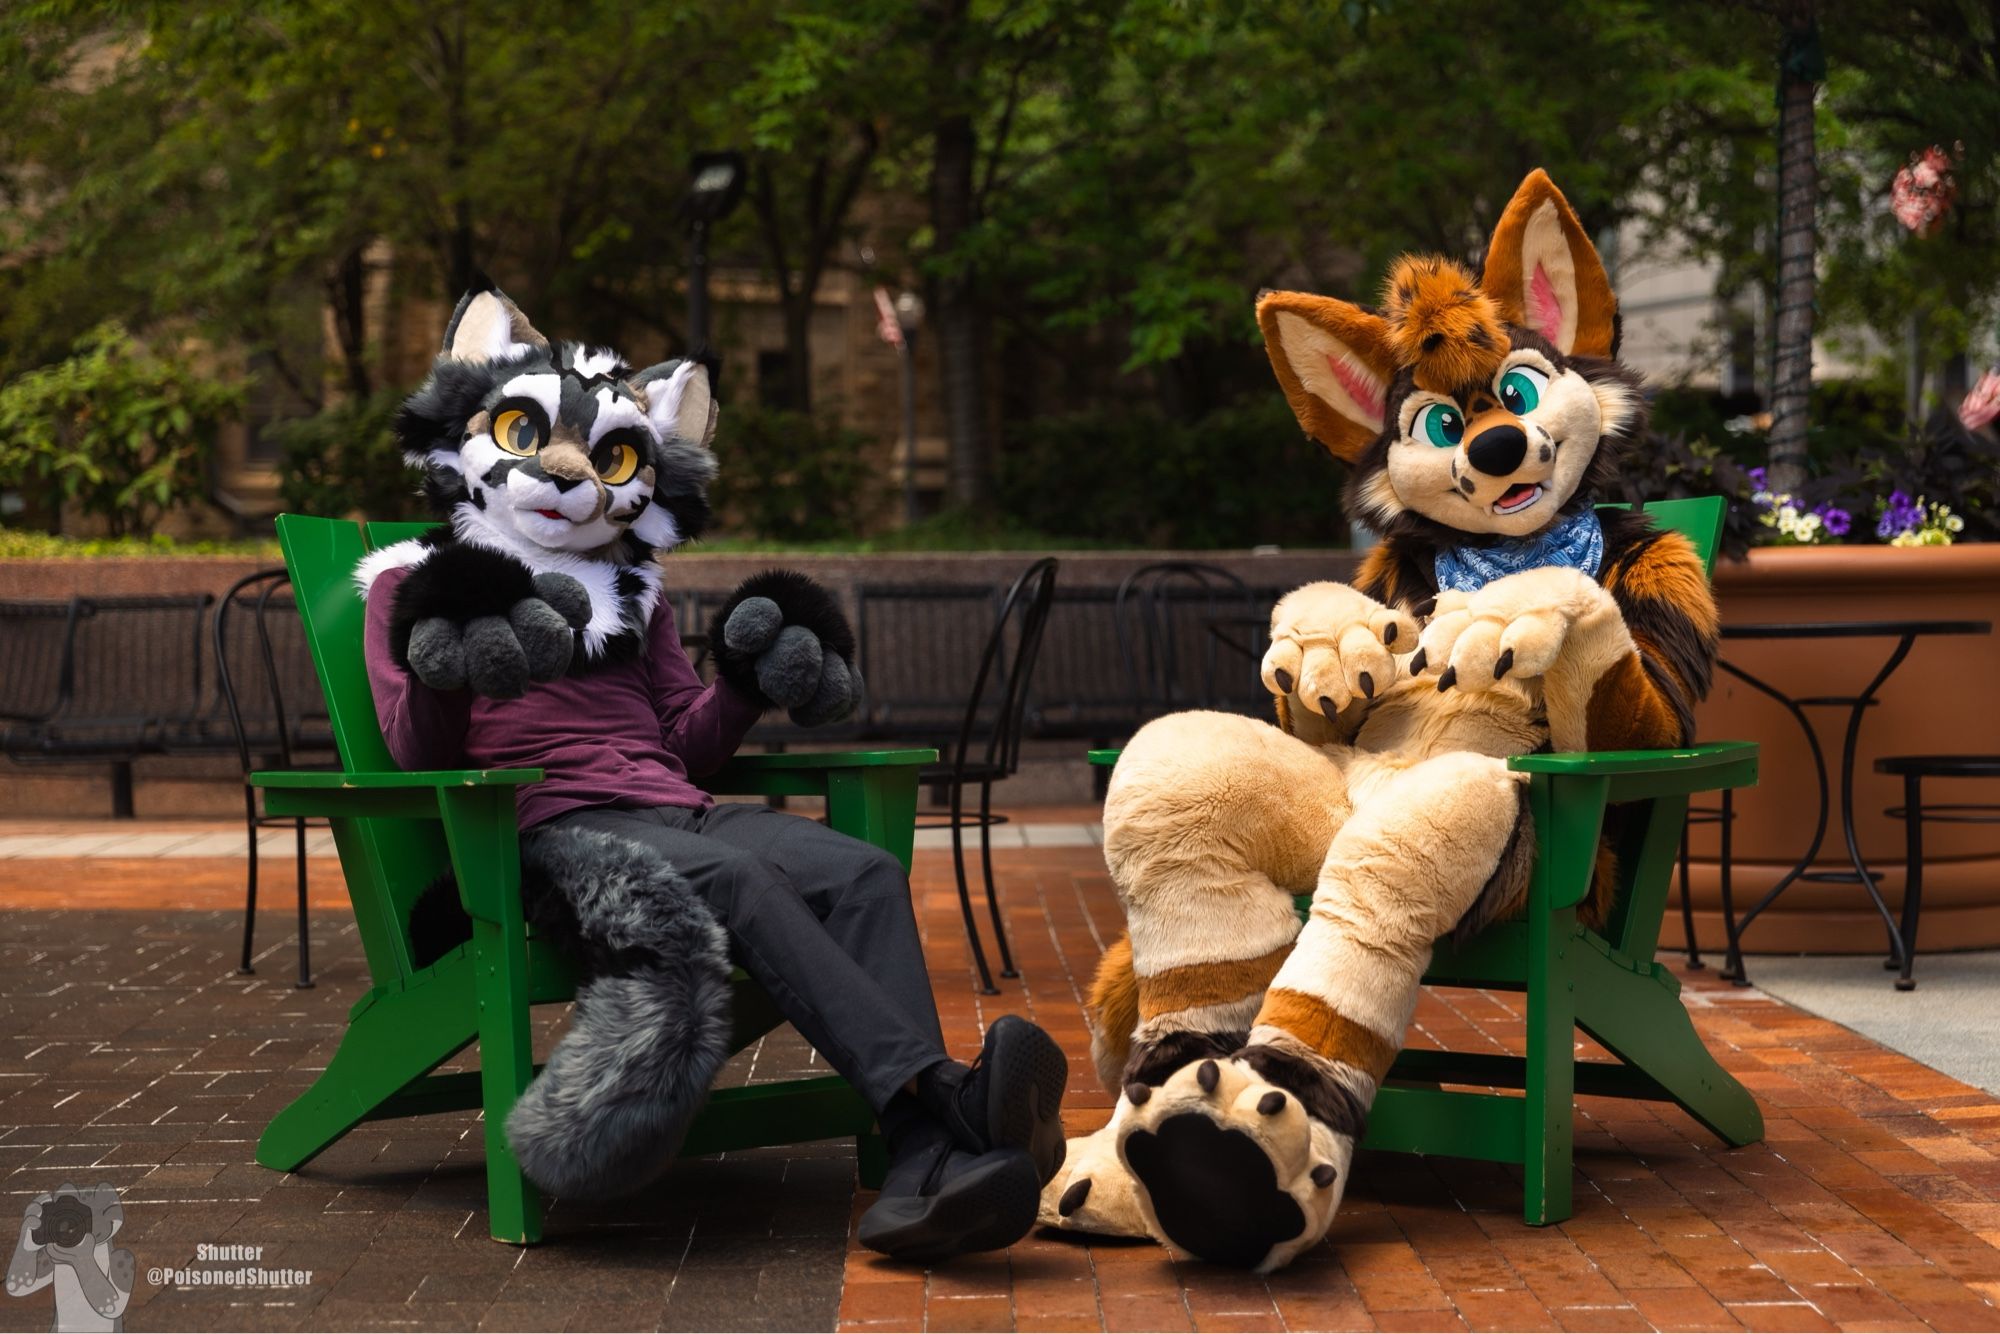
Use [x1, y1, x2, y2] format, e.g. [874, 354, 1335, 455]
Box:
[441, 280, 550, 364]
[1256, 292, 1398, 464]
[634, 360, 717, 448]
[1481, 169, 1618, 359]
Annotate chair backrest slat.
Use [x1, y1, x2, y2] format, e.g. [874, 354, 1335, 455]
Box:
[1599, 496, 1724, 576]
[275, 514, 453, 982]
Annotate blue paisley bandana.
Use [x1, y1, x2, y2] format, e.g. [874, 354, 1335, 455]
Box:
[1433, 506, 1605, 594]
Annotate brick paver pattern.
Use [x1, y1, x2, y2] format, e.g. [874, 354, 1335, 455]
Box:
[0, 818, 1997, 1332]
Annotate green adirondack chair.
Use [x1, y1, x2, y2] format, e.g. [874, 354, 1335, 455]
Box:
[250, 514, 935, 1244]
[1088, 496, 1761, 1226]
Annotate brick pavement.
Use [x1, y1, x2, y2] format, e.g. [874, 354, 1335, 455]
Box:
[1, 820, 1998, 1331]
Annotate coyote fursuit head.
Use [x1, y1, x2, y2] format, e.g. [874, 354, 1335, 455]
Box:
[1037, 171, 1721, 1271]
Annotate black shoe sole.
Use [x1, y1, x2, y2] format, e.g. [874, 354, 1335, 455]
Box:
[856, 1148, 1040, 1264]
[981, 1015, 1069, 1187]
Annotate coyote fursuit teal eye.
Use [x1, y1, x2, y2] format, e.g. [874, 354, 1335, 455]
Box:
[1498, 366, 1548, 415]
[1417, 403, 1464, 447]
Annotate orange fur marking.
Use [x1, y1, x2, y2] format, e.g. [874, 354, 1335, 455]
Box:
[1584, 652, 1683, 752]
[1382, 255, 1508, 393]
[1088, 934, 1140, 1087]
[1254, 987, 1401, 1082]
[1606, 533, 1720, 640]
[1136, 946, 1292, 1021]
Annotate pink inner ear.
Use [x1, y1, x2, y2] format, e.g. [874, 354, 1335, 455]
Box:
[1324, 352, 1385, 424]
[1529, 262, 1564, 343]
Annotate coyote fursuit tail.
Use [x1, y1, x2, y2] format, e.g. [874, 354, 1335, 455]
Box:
[1037, 170, 1722, 1272]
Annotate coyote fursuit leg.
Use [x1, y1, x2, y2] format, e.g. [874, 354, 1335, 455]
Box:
[1117, 750, 1532, 1272]
[1039, 711, 1349, 1239]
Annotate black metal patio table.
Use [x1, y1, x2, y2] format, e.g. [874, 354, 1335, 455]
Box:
[1711, 618, 1992, 986]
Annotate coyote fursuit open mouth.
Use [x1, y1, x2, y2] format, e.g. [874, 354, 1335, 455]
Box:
[535, 509, 568, 521]
[1492, 483, 1543, 515]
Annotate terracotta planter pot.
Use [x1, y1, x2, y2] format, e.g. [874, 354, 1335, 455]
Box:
[1680, 544, 2000, 955]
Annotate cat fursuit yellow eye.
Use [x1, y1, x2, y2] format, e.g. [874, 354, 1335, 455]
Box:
[491, 409, 542, 456]
[598, 442, 640, 486]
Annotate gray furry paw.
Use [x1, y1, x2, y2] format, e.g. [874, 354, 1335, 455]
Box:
[406, 600, 575, 699]
[712, 571, 861, 725]
[390, 543, 588, 698]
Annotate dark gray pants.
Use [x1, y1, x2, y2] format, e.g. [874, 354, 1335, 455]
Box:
[545, 801, 947, 1111]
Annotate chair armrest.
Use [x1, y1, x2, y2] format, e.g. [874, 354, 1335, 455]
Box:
[250, 768, 544, 819]
[707, 749, 935, 798]
[251, 768, 545, 788]
[1509, 741, 1758, 804]
[1088, 748, 1122, 767]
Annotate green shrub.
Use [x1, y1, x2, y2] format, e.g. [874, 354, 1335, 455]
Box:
[996, 398, 1348, 548]
[271, 389, 428, 521]
[708, 405, 886, 542]
[0, 323, 242, 537]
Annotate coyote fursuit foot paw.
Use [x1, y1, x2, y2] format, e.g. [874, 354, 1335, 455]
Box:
[1115, 1053, 1356, 1272]
[1036, 1107, 1153, 1241]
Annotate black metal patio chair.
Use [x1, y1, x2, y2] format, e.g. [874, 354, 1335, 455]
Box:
[918, 559, 1060, 994]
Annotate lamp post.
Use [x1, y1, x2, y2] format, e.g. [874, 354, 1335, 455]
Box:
[894, 291, 924, 524]
[681, 150, 746, 359]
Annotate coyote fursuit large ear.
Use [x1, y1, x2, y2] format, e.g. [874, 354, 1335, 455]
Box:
[440, 281, 551, 364]
[1255, 293, 1399, 463]
[1481, 169, 1618, 359]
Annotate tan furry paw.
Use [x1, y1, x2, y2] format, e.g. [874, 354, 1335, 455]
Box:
[1037, 1114, 1154, 1240]
[1114, 1057, 1351, 1272]
[1411, 565, 1614, 690]
[1263, 582, 1418, 716]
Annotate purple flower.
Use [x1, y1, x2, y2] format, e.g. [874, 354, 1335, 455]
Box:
[1813, 503, 1852, 537]
[1877, 490, 1922, 539]
[1747, 466, 1768, 490]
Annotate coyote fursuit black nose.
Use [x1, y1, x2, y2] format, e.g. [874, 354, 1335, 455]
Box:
[1466, 424, 1528, 476]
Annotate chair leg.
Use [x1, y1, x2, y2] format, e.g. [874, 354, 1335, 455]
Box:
[472, 914, 542, 1244]
[1678, 823, 1703, 970]
[1897, 775, 1923, 992]
[238, 788, 260, 975]
[1717, 789, 1748, 987]
[951, 781, 999, 995]
[1523, 900, 1577, 1226]
[293, 818, 314, 989]
[978, 780, 1017, 979]
[1576, 949, 1764, 1148]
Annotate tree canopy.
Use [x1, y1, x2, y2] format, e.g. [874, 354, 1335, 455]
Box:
[1, 0, 1995, 524]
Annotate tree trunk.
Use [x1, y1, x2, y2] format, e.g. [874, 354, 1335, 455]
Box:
[930, 108, 990, 508]
[1767, 5, 1821, 495]
[780, 294, 814, 413]
[327, 243, 373, 398]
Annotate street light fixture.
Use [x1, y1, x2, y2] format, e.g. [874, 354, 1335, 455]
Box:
[681, 150, 746, 357]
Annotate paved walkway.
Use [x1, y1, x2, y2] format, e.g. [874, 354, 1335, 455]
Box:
[0, 821, 1998, 1331]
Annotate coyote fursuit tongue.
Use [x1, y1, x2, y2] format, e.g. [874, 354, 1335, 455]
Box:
[1036, 170, 1722, 1272]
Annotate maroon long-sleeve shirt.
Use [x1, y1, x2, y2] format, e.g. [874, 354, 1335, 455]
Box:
[363, 565, 762, 829]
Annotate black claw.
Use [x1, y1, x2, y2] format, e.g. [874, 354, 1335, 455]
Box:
[1258, 1091, 1286, 1116]
[1196, 1060, 1220, 1094]
[1273, 668, 1294, 693]
[1318, 696, 1338, 717]
[1493, 648, 1515, 679]
[1408, 648, 1427, 675]
[1437, 665, 1457, 692]
[1058, 1178, 1092, 1216]
[1382, 622, 1398, 646]
[1125, 1081, 1152, 1106]
[1311, 1163, 1338, 1189]
[1357, 671, 1374, 700]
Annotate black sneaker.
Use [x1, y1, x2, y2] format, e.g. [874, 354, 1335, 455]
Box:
[923, 1015, 1068, 1186]
[856, 1134, 1040, 1263]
